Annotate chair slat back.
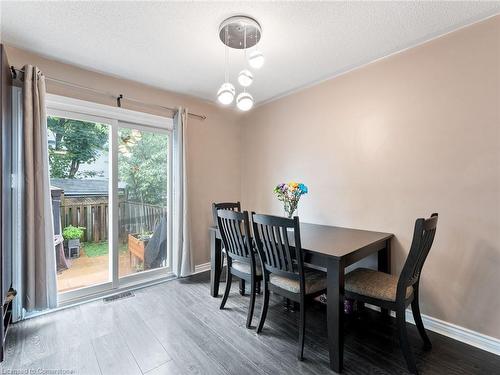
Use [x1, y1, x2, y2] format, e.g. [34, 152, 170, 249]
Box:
[217, 209, 254, 264]
[212, 202, 241, 227]
[252, 213, 303, 280]
[398, 213, 438, 295]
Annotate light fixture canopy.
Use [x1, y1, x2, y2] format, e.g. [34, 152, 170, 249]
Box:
[248, 50, 265, 69]
[238, 69, 253, 87]
[236, 92, 254, 111]
[219, 16, 262, 49]
[217, 82, 235, 105]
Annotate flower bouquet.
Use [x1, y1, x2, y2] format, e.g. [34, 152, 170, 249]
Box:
[273, 181, 308, 219]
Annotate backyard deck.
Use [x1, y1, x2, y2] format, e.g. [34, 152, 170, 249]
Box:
[57, 247, 135, 293]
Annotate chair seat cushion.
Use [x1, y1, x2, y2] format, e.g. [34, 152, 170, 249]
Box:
[232, 259, 262, 276]
[270, 269, 327, 294]
[345, 268, 413, 302]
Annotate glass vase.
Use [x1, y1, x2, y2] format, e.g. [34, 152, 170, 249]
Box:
[284, 207, 298, 232]
[283, 202, 298, 219]
[284, 208, 297, 219]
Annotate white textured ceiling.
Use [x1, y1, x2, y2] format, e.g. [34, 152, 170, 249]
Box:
[1, 1, 499, 105]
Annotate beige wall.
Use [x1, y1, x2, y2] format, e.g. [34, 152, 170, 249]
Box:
[241, 16, 500, 339]
[5, 45, 242, 267]
[6, 16, 500, 339]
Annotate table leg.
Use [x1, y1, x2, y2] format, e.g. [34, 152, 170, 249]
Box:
[210, 230, 222, 297]
[327, 258, 345, 373]
[239, 280, 246, 295]
[378, 239, 392, 317]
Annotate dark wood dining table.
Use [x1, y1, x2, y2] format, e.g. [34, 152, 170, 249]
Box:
[209, 222, 393, 373]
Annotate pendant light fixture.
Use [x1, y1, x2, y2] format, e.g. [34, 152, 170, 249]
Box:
[237, 69, 253, 87]
[236, 92, 254, 111]
[237, 23, 254, 110]
[217, 82, 235, 105]
[248, 50, 265, 69]
[237, 26, 254, 88]
[217, 25, 235, 105]
[216, 16, 262, 111]
[248, 25, 264, 69]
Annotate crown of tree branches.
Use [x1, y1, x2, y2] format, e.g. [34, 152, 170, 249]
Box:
[118, 129, 168, 206]
[48, 116, 108, 179]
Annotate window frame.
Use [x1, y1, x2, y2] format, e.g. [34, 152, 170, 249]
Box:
[46, 94, 174, 305]
[11, 86, 23, 321]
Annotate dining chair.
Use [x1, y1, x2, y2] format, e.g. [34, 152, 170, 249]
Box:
[251, 213, 327, 360]
[217, 209, 262, 328]
[212, 201, 241, 226]
[345, 213, 438, 374]
[212, 202, 247, 293]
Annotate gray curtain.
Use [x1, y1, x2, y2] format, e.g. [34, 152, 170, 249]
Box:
[172, 108, 194, 277]
[23, 65, 57, 310]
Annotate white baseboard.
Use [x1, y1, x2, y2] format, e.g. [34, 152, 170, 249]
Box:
[194, 258, 227, 275]
[404, 309, 500, 356]
[365, 304, 500, 356]
[192, 265, 500, 356]
[194, 262, 211, 274]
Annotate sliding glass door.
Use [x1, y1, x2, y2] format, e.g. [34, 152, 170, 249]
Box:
[117, 124, 171, 281]
[46, 97, 173, 304]
[47, 113, 112, 294]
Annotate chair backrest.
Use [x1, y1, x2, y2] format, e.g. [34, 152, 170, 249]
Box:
[251, 213, 303, 281]
[212, 202, 241, 227]
[398, 213, 438, 297]
[217, 209, 255, 266]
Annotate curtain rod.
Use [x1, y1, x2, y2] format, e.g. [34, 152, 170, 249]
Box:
[10, 67, 207, 121]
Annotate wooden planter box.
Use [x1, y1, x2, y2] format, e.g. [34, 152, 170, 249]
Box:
[128, 234, 149, 264]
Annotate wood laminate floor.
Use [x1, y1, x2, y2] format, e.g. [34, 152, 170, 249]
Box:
[2, 272, 499, 374]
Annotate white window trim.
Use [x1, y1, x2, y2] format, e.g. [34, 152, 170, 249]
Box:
[46, 94, 175, 305]
[12, 87, 24, 322]
[46, 94, 173, 131]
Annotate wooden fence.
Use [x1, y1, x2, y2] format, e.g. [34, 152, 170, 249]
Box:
[60, 200, 167, 243]
[119, 201, 168, 241]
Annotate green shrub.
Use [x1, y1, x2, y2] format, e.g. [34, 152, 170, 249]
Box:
[63, 225, 85, 241]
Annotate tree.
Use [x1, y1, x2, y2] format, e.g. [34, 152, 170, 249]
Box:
[48, 116, 108, 178]
[48, 117, 168, 206]
[118, 129, 168, 206]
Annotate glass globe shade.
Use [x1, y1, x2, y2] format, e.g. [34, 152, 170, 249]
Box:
[236, 92, 254, 111]
[237, 69, 253, 87]
[248, 50, 265, 69]
[217, 82, 235, 105]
